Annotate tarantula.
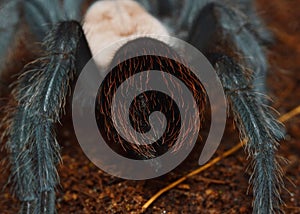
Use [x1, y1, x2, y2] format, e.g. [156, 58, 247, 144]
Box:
[0, 0, 285, 213]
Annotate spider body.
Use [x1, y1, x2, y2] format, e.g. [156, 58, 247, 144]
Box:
[0, 0, 285, 213]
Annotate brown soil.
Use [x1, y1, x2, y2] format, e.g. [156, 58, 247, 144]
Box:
[0, 0, 300, 213]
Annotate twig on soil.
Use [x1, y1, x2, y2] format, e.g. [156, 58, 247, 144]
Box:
[196, 176, 228, 185]
[279, 106, 300, 123]
[286, 206, 300, 211]
[142, 105, 300, 212]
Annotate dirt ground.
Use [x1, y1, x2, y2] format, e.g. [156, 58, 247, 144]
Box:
[0, 0, 300, 213]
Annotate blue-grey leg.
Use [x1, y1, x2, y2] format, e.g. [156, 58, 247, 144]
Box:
[187, 2, 285, 213]
[3, 20, 92, 214]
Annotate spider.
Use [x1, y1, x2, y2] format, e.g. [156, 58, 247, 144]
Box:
[0, 0, 286, 213]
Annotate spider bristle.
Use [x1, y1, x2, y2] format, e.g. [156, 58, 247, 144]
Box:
[1, 20, 90, 213]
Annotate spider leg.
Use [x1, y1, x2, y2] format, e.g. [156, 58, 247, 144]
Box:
[187, 3, 285, 213]
[63, 0, 85, 20]
[22, 0, 63, 41]
[188, 2, 270, 94]
[232, 0, 273, 44]
[136, 0, 174, 17]
[3, 20, 92, 213]
[0, 0, 21, 93]
[0, 0, 20, 68]
[215, 55, 285, 213]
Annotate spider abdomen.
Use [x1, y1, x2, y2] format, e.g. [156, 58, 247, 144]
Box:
[95, 37, 207, 159]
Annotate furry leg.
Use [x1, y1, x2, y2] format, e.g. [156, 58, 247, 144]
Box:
[3, 21, 91, 214]
[212, 54, 285, 213]
[187, 2, 285, 213]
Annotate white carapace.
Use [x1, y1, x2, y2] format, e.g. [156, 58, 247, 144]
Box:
[83, 0, 170, 68]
